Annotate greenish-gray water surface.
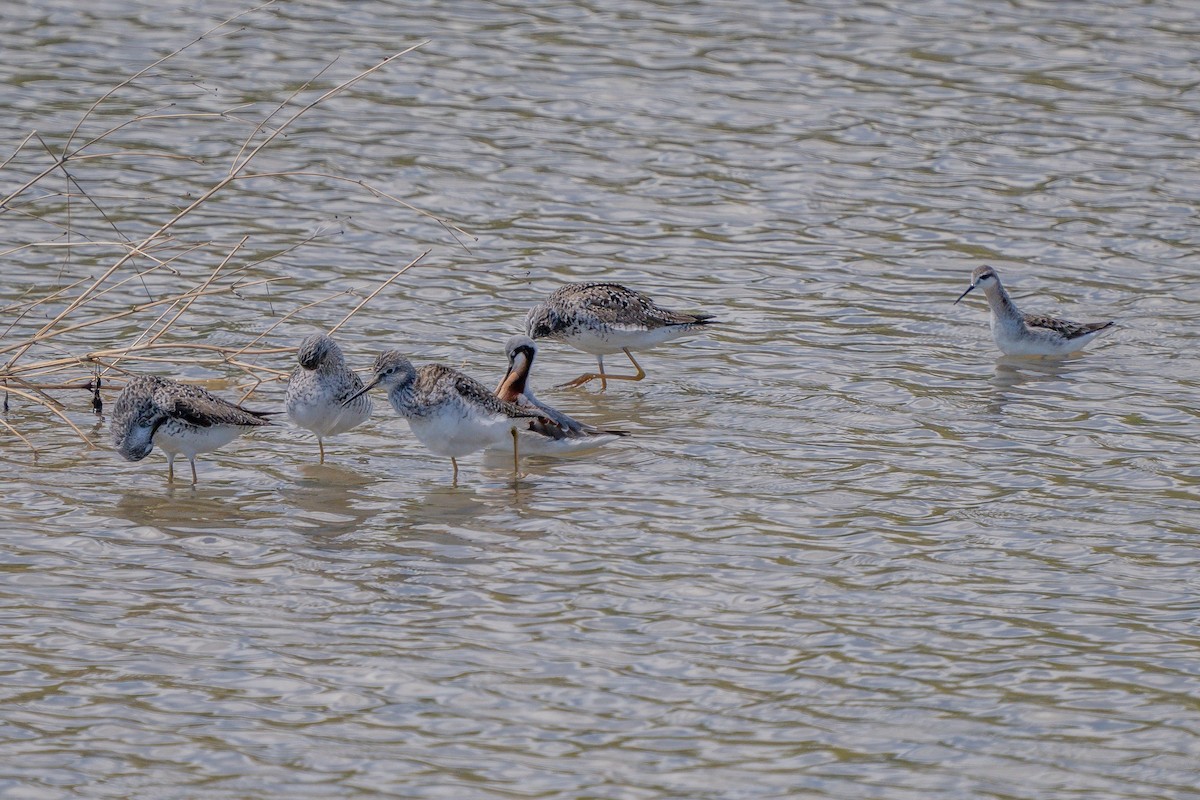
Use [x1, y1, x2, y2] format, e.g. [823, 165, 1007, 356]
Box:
[1, 1, 1198, 798]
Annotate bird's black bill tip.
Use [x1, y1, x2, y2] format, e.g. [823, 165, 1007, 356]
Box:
[344, 380, 378, 405]
[954, 284, 976, 305]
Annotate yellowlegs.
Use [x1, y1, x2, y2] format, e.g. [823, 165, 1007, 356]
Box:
[345, 351, 552, 480]
[493, 334, 628, 454]
[955, 265, 1114, 356]
[111, 375, 273, 484]
[285, 333, 372, 463]
[524, 282, 716, 389]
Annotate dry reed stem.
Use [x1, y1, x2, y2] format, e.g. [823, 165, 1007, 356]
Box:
[3, 108, 249, 211]
[327, 250, 431, 337]
[230, 291, 350, 359]
[13, 380, 101, 391]
[0, 277, 285, 360]
[0, 131, 39, 172]
[13, 344, 294, 379]
[2, 385, 94, 448]
[33, 133, 122, 255]
[0, 240, 179, 260]
[0, 276, 91, 322]
[1, 5, 455, 455]
[237, 170, 475, 251]
[7, 376, 68, 410]
[5, 42, 428, 374]
[132, 237, 248, 352]
[228, 59, 340, 174]
[61, 2, 279, 154]
[0, 414, 39, 457]
[227, 44, 427, 177]
[231, 254, 431, 404]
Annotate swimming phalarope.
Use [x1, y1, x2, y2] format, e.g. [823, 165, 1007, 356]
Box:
[285, 333, 372, 463]
[492, 334, 628, 454]
[111, 375, 273, 484]
[955, 265, 1114, 356]
[345, 351, 552, 480]
[524, 282, 715, 389]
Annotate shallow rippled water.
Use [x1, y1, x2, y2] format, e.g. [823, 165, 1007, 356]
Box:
[2, 1, 1199, 798]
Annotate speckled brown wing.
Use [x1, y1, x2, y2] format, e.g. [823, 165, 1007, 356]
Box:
[158, 383, 273, 428]
[559, 282, 714, 330]
[455, 375, 543, 420]
[412, 364, 457, 405]
[1023, 313, 1114, 340]
[420, 364, 543, 420]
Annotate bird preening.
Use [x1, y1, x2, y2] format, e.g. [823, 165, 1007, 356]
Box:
[109, 269, 1110, 485]
[495, 334, 628, 450]
[110, 282, 713, 484]
[110, 374, 274, 485]
[285, 332, 372, 464]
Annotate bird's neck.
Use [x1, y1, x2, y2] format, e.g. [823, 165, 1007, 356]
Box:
[983, 282, 1020, 320]
[386, 379, 419, 416]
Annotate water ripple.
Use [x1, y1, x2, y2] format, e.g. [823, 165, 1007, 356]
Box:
[2, 0, 1200, 798]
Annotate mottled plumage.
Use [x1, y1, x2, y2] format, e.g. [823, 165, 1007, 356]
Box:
[494, 334, 627, 453]
[111, 374, 272, 484]
[285, 333, 372, 463]
[524, 282, 715, 389]
[955, 265, 1114, 356]
[346, 350, 552, 479]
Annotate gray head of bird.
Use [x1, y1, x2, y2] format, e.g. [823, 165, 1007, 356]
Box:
[296, 332, 343, 370]
[499, 334, 539, 399]
[955, 265, 1000, 304]
[504, 334, 538, 369]
[524, 303, 561, 341]
[111, 385, 164, 462]
[344, 350, 416, 404]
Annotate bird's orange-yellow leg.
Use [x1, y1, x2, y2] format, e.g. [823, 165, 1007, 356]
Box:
[558, 371, 606, 389]
[559, 349, 648, 390]
[166, 455, 175, 484]
[318, 438, 325, 464]
[450, 457, 459, 484]
[618, 349, 647, 382]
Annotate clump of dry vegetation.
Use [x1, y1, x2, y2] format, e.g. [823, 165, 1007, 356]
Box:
[0, 3, 467, 456]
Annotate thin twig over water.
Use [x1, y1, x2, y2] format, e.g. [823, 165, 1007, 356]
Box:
[0, 4, 461, 455]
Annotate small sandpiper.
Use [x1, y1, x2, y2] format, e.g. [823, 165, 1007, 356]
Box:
[345, 351, 553, 480]
[493, 334, 628, 454]
[955, 265, 1114, 356]
[111, 374, 273, 484]
[285, 333, 372, 463]
[524, 282, 716, 390]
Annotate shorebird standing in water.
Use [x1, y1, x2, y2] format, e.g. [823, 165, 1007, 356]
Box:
[285, 333, 372, 463]
[345, 351, 552, 481]
[955, 265, 1114, 356]
[493, 334, 628, 454]
[111, 375, 273, 484]
[524, 282, 716, 390]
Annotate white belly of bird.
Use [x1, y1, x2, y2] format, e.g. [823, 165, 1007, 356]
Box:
[287, 397, 370, 438]
[407, 408, 516, 458]
[992, 317, 1097, 356]
[566, 324, 690, 355]
[153, 423, 247, 459]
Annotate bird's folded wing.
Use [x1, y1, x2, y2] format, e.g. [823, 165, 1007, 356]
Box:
[1023, 314, 1114, 339]
[169, 394, 273, 428]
